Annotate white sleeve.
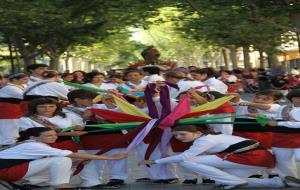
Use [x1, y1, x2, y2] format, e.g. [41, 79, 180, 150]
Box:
[278, 108, 300, 128]
[49, 82, 68, 100]
[66, 112, 84, 126]
[18, 143, 72, 158]
[267, 104, 281, 113]
[19, 117, 37, 131]
[155, 137, 217, 164]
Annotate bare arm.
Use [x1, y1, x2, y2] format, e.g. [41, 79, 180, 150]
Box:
[67, 152, 128, 160]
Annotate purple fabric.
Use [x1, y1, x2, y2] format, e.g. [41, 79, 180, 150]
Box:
[126, 119, 158, 152]
[144, 84, 159, 118]
[166, 81, 179, 90]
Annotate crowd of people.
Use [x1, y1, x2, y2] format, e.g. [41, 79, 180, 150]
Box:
[0, 47, 300, 190]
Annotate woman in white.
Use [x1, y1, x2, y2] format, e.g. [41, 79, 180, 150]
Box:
[140, 125, 300, 189]
[19, 97, 86, 152]
[267, 89, 300, 178]
[0, 73, 29, 146]
[83, 71, 117, 91]
[0, 127, 127, 189]
[191, 68, 228, 94]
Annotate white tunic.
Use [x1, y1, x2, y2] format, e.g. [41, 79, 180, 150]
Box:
[83, 83, 118, 90]
[120, 80, 147, 91]
[169, 80, 209, 99]
[275, 106, 300, 128]
[235, 101, 281, 119]
[25, 80, 68, 100]
[0, 83, 24, 99]
[202, 77, 228, 94]
[0, 140, 72, 159]
[19, 113, 75, 131]
[62, 106, 86, 126]
[155, 134, 246, 164]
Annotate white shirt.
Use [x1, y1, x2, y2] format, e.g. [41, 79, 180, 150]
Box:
[0, 140, 72, 159]
[0, 83, 24, 99]
[235, 100, 281, 119]
[62, 106, 86, 126]
[120, 80, 147, 91]
[155, 134, 246, 164]
[276, 105, 300, 128]
[83, 83, 118, 91]
[19, 113, 75, 131]
[203, 77, 228, 94]
[169, 80, 209, 99]
[143, 74, 165, 83]
[28, 76, 42, 86]
[25, 80, 68, 100]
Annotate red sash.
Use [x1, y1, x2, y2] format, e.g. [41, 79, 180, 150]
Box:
[48, 140, 81, 152]
[0, 162, 29, 181]
[20, 101, 30, 115]
[233, 131, 273, 149]
[80, 134, 128, 149]
[272, 133, 300, 148]
[0, 102, 23, 119]
[217, 149, 275, 168]
[170, 137, 192, 152]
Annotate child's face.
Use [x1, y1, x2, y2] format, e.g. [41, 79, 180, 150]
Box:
[31, 130, 57, 144]
[172, 131, 202, 142]
[36, 104, 57, 117]
[134, 100, 146, 108]
[74, 98, 93, 107]
[292, 97, 300, 107]
[127, 72, 143, 83]
[253, 95, 274, 104]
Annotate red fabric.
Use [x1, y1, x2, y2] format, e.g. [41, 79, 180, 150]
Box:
[20, 101, 30, 115]
[272, 133, 300, 148]
[80, 134, 128, 149]
[0, 162, 29, 181]
[170, 137, 193, 152]
[158, 94, 191, 129]
[217, 149, 275, 168]
[144, 128, 163, 159]
[233, 131, 273, 149]
[0, 102, 23, 119]
[182, 103, 235, 119]
[91, 108, 150, 123]
[48, 140, 81, 152]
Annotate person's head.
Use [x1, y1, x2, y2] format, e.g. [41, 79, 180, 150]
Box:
[85, 71, 105, 84]
[188, 66, 198, 72]
[142, 66, 161, 76]
[133, 96, 146, 109]
[42, 70, 60, 81]
[163, 71, 186, 84]
[253, 90, 283, 104]
[27, 98, 65, 118]
[61, 73, 74, 82]
[190, 68, 215, 81]
[286, 89, 300, 107]
[67, 89, 98, 107]
[220, 70, 232, 78]
[21, 127, 57, 143]
[7, 73, 29, 85]
[26, 64, 48, 77]
[124, 69, 143, 83]
[141, 46, 160, 64]
[72, 70, 86, 83]
[101, 94, 116, 107]
[171, 124, 210, 142]
[109, 73, 124, 84]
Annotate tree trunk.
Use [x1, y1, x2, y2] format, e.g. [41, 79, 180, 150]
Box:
[229, 45, 238, 69]
[221, 48, 229, 69]
[14, 37, 36, 69]
[242, 46, 250, 68]
[65, 51, 70, 71]
[14, 46, 21, 72]
[268, 53, 280, 69]
[258, 50, 264, 68]
[8, 40, 15, 73]
[49, 54, 61, 70]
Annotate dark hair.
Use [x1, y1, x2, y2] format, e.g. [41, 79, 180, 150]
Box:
[61, 72, 73, 78]
[109, 73, 123, 79]
[7, 73, 28, 81]
[26, 64, 48, 73]
[67, 89, 98, 104]
[286, 89, 300, 102]
[27, 98, 66, 118]
[84, 71, 105, 83]
[142, 66, 160, 75]
[124, 69, 143, 77]
[172, 124, 211, 135]
[255, 90, 283, 101]
[42, 70, 59, 79]
[19, 127, 53, 142]
[164, 71, 186, 80]
[141, 46, 159, 58]
[191, 68, 215, 78]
